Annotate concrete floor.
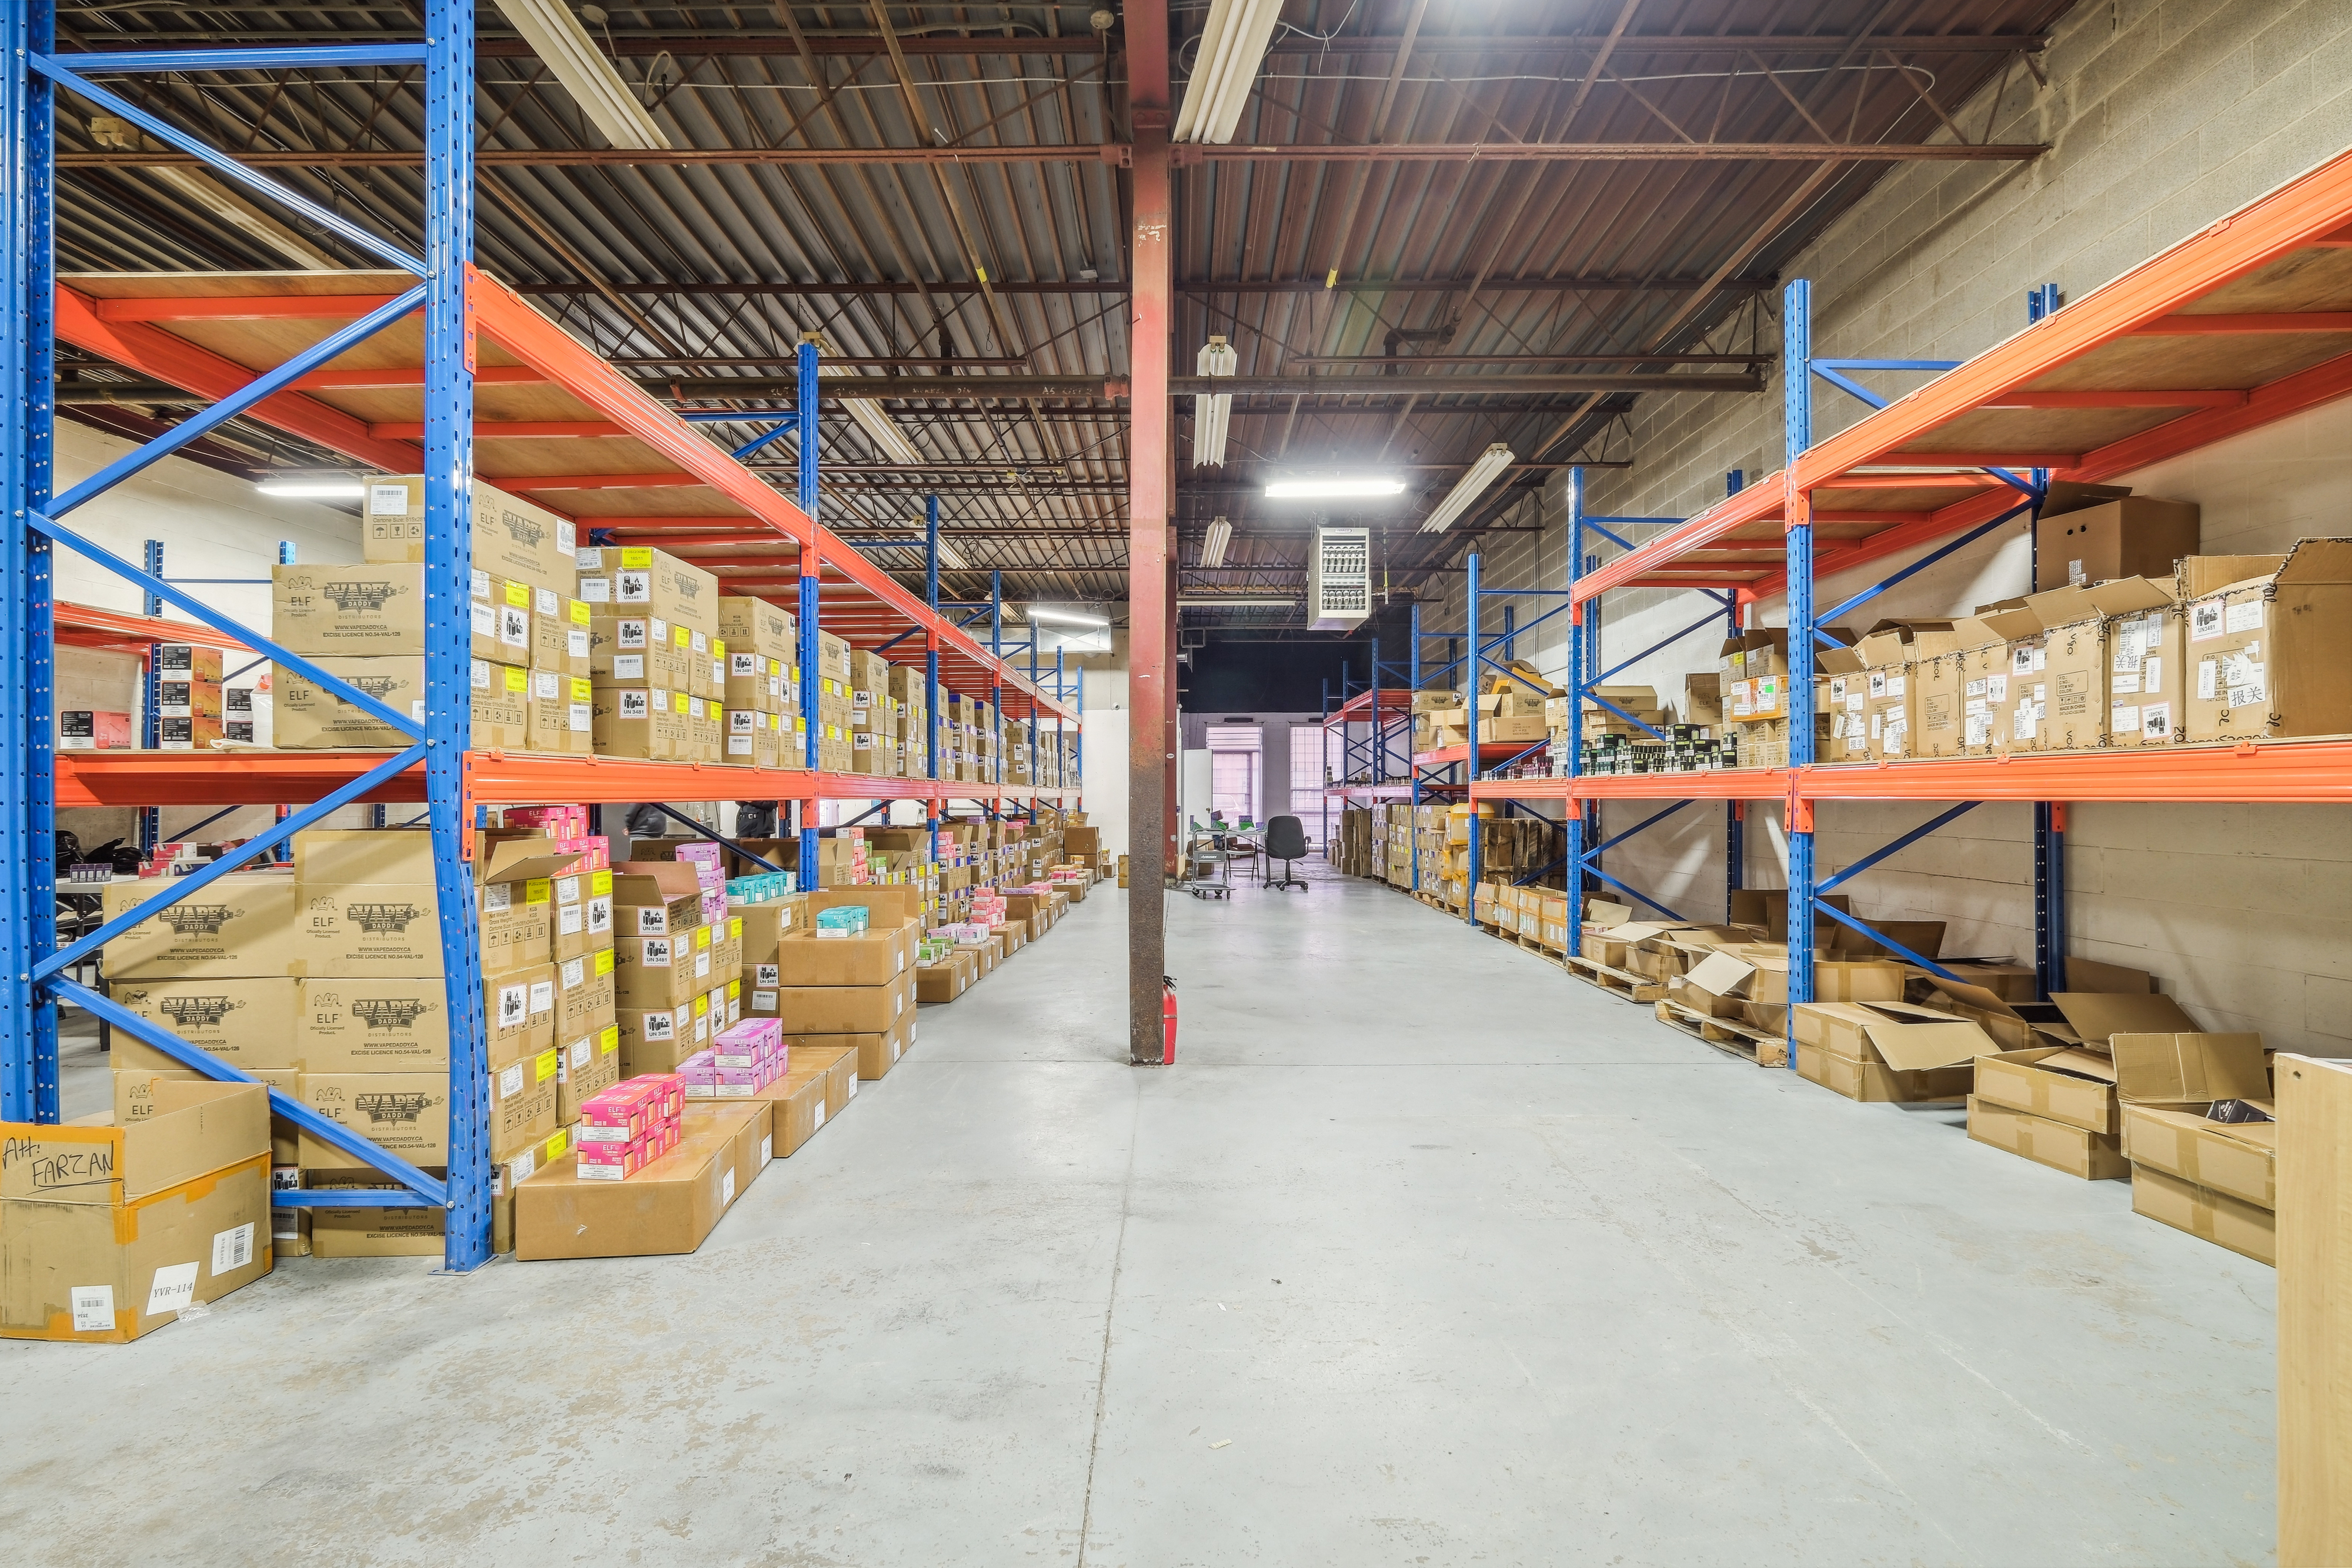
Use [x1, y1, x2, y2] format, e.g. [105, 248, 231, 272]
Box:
[4, 864, 2275, 1566]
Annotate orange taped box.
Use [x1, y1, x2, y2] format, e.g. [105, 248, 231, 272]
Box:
[1, 1081, 274, 1343]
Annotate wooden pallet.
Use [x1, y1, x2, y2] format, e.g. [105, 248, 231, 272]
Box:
[1652, 999, 1790, 1067]
[1562, 953, 1667, 1002]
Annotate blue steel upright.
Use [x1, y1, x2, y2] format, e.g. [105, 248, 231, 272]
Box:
[924, 493, 941, 865]
[0, 0, 56, 1119]
[1463, 551, 1481, 922]
[1782, 279, 1816, 1068]
[1563, 467, 1584, 957]
[797, 338, 821, 881]
[424, 0, 493, 1266]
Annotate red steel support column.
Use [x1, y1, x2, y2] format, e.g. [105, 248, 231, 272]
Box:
[1125, 1, 1171, 1066]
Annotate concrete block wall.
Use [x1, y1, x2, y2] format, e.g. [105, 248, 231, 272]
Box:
[1418, 0, 2352, 1051]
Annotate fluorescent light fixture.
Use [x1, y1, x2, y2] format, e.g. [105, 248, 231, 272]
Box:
[256, 474, 365, 499]
[1264, 476, 1406, 500]
[913, 521, 969, 572]
[491, 0, 672, 150]
[1178, 596, 1295, 608]
[1193, 336, 1236, 467]
[1419, 444, 1515, 533]
[1026, 606, 1110, 628]
[1174, 0, 1285, 144]
[153, 168, 336, 269]
[836, 387, 924, 466]
[1200, 515, 1232, 569]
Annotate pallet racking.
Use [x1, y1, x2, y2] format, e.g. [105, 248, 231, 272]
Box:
[0, 17, 1080, 1269]
[1462, 148, 2352, 1050]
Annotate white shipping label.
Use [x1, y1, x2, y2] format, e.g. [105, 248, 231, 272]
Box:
[211, 1222, 255, 1275]
[2141, 703, 2171, 739]
[587, 898, 612, 934]
[811, 1101, 826, 1131]
[1867, 712, 1882, 739]
[558, 520, 577, 557]
[570, 1036, 591, 1068]
[721, 1168, 737, 1206]
[754, 963, 779, 987]
[1964, 714, 1991, 746]
[508, 1148, 536, 1184]
[2224, 599, 2264, 634]
[1987, 674, 2008, 702]
[1830, 677, 1848, 702]
[567, 628, 590, 658]
[471, 601, 496, 639]
[619, 569, 652, 603]
[1964, 697, 1988, 716]
[556, 876, 581, 905]
[753, 989, 777, 1009]
[2013, 705, 2036, 740]
[620, 688, 650, 720]
[694, 950, 711, 979]
[562, 956, 585, 988]
[2112, 672, 2140, 695]
[146, 1262, 199, 1317]
[471, 660, 492, 691]
[2143, 657, 2161, 693]
[1889, 675, 1906, 698]
[643, 1011, 674, 1041]
[576, 546, 605, 570]
[370, 483, 412, 517]
[2067, 558, 2085, 586]
[2198, 658, 2219, 700]
[2190, 598, 2226, 641]
[2228, 679, 2267, 710]
[498, 982, 528, 1027]
[483, 882, 514, 913]
[2012, 647, 2034, 677]
[614, 618, 647, 648]
[529, 980, 556, 1015]
[2033, 648, 2047, 672]
[759, 1135, 773, 1167]
[570, 703, 592, 731]
[2112, 704, 2140, 734]
[502, 606, 530, 649]
[2224, 650, 2263, 689]
[534, 670, 558, 698]
[500, 1063, 524, 1098]
[70, 1285, 115, 1331]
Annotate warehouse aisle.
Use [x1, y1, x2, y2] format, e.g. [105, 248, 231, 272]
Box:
[5, 873, 2274, 1566]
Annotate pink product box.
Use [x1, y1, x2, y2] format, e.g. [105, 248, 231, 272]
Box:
[716, 1018, 783, 1052]
[574, 1121, 634, 1145]
[576, 1133, 647, 1171]
[674, 841, 723, 868]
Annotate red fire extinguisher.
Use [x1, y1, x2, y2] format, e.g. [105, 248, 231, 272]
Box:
[1161, 975, 1178, 1064]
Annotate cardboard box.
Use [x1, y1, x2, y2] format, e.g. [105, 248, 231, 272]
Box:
[298, 1072, 449, 1171]
[109, 977, 300, 1072]
[1971, 1048, 2119, 1134]
[612, 860, 704, 936]
[683, 1100, 768, 1211]
[576, 544, 719, 632]
[295, 977, 451, 1070]
[916, 961, 970, 1003]
[2114, 1029, 2274, 1210]
[1795, 1042, 1969, 1104]
[2183, 540, 2352, 741]
[553, 866, 614, 962]
[514, 1113, 743, 1260]
[0, 1083, 272, 1341]
[759, 1056, 834, 1156]
[773, 969, 916, 1035]
[556, 946, 617, 1039]
[273, 656, 530, 750]
[2132, 1165, 2274, 1264]
[787, 1009, 914, 1081]
[483, 962, 558, 1069]
[526, 670, 596, 755]
[272, 563, 425, 655]
[292, 884, 440, 976]
[364, 475, 579, 587]
[590, 611, 699, 688]
[99, 872, 298, 979]
[1967, 1096, 2129, 1180]
[774, 921, 917, 986]
[557, 1022, 623, 1122]
[719, 594, 796, 660]
[305, 1170, 446, 1258]
[2034, 489, 2199, 592]
[489, 1047, 562, 1162]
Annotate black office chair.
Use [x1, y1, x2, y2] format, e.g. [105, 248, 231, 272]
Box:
[1261, 815, 1309, 892]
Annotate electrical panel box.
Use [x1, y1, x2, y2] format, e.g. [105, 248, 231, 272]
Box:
[1307, 527, 1371, 631]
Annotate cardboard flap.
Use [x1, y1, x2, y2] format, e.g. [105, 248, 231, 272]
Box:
[1604, 921, 1668, 944]
[1815, 646, 1867, 676]
[2177, 553, 2288, 598]
[2060, 957, 2154, 994]
[2035, 1046, 2119, 1082]
[1949, 616, 2006, 650]
[2039, 480, 2134, 518]
[1926, 975, 2027, 1019]
[2024, 583, 2100, 627]
[2050, 991, 2200, 1043]
[1973, 601, 2042, 641]
[482, 838, 585, 885]
[2275, 537, 2352, 586]
[2112, 1031, 2270, 1105]
[1585, 900, 1633, 928]
[1862, 1019, 1997, 1073]
[1683, 950, 1758, 999]
[610, 861, 704, 900]
[2083, 576, 2177, 616]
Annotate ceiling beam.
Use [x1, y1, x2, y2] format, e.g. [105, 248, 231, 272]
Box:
[62, 142, 2046, 170]
[507, 275, 1772, 297]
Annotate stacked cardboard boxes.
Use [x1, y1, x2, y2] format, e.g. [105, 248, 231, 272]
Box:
[774, 889, 920, 1079]
[717, 594, 797, 770]
[579, 544, 724, 762]
[2114, 1029, 2276, 1264]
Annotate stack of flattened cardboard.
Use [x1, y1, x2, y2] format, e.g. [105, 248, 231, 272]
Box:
[2114, 1031, 2275, 1264]
[0, 1081, 273, 1342]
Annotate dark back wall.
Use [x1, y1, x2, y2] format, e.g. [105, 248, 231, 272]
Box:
[1177, 603, 1426, 713]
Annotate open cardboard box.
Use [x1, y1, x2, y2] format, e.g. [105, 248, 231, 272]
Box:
[2114, 1031, 2274, 1213]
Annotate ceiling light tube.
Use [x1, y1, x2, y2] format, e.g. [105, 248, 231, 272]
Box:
[1193, 336, 1235, 467]
[1174, 0, 1285, 144]
[1264, 476, 1406, 500]
[1200, 515, 1232, 569]
[256, 474, 365, 499]
[837, 392, 924, 466]
[491, 0, 671, 150]
[1418, 444, 1516, 533]
[1178, 597, 1295, 608]
[1026, 606, 1111, 628]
